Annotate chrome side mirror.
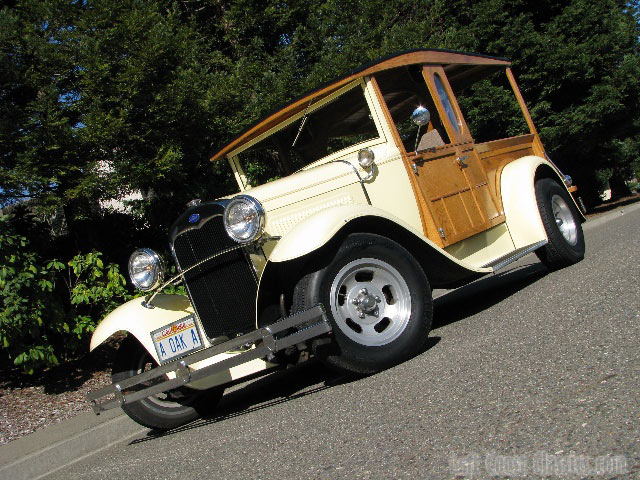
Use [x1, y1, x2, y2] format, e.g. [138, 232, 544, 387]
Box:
[411, 106, 430, 126]
[411, 106, 430, 153]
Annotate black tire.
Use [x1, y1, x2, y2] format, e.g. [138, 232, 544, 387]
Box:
[293, 233, 432, 375]
[534, 177, 585, 269]
[111, 337, 223, 430]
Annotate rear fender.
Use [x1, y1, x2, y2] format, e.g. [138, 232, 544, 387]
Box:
[500, 155, 585, 250]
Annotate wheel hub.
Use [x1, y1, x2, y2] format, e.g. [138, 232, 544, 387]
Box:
[351, 288, 382, 318]
[330, 258, 412, 346]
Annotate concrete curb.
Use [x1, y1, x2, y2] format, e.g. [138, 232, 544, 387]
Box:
[0, 409, 146, 480]
[583, 201, 640, 231]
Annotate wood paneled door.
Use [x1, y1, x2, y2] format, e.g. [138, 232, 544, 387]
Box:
[412, 66, 504, 246]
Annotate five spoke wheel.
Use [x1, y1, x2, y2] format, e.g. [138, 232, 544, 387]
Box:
[330, 258, 412, 346]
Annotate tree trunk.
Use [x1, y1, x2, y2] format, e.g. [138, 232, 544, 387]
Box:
[609, 172, 632, 200]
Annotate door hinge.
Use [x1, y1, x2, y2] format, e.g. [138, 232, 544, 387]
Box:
[412, 163, 418, 174]
[456, 155, 468, 168]
[438, 228, 446, 239]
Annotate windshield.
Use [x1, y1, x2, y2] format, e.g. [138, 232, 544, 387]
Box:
[235, 83, 380, 188]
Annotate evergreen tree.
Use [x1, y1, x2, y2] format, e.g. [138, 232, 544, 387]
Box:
[0, 0, 84, 212]
[2, 0, 639, 229]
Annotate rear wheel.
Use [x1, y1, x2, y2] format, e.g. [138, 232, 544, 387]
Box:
[534, 178, 585, 269]
[111, 337, 223, 430]
[293, 233, 432, 375]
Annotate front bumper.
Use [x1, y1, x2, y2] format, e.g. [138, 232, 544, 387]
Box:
[87, 306, 330, 414]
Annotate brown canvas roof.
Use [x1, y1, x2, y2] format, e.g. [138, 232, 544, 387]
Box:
[210, 49, 510, 162]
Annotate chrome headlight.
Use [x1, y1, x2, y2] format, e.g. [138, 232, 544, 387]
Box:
[128, 248, 165, 291]
[223, 195, 265, 243]
[357, 148, 375, 169]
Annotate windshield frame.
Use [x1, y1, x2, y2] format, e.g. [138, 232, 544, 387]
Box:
[227, 78, 387, 191]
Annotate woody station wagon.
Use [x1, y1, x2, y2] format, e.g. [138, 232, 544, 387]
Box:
[88, 49, 586, 430]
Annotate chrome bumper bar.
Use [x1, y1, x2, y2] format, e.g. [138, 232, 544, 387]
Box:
[87, 306, 330, 414]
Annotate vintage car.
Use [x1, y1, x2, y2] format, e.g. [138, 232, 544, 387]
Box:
[88, 49, 585, 430]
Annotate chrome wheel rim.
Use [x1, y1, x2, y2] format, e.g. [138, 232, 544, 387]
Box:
[329, 258, 411, 346]
[551, 194, 578, 246]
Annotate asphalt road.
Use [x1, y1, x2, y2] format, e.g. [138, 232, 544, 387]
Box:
[46, 205, 640, 479]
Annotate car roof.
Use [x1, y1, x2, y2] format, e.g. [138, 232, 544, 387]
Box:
[210, 48, 510, 162]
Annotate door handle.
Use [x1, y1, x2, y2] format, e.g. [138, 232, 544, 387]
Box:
[456, 155, 468, 168]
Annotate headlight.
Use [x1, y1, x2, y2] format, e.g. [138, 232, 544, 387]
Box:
[357, 148, 375, 169]
[128, 248, 165, 291]
[223, 195, 265, 243]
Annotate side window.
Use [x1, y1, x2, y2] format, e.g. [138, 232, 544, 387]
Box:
[422, 66, 473, 143]
[375, 65, 451, 153]
[236, 84, 380, 187]
[434, 73, 461, 133]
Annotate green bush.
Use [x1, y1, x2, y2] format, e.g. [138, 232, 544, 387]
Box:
[0, 216, 131, 373]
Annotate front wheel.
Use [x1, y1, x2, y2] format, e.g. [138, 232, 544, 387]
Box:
[293, 233, 433, 375]
[111, 337, 223, 430]
[534, 177, 585, 269]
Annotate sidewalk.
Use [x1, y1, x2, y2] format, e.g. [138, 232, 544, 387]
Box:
[0, 408, 146, 480]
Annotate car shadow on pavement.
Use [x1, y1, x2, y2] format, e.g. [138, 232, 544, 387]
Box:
[129, 360, 353, 444]
[129, 262, 546, 444]
[432, 261, 548, 330]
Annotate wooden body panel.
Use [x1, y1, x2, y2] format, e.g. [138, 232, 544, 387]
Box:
[383, 64, 545, 248]
[475, 134, 536, 214]
[409, 66, 504, 246]
[412, 144, 504, 246]
[409, 134, 538, 247]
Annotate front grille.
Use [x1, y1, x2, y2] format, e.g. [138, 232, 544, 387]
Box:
[172, 210, 257, 339]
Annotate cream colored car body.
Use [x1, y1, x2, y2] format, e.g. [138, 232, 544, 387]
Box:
[90, 294, 275, 390]
[89, 50, 583, 392]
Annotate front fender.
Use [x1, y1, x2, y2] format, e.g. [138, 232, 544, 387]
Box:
[268, 204, 447, 263]
[258, 204, 489, 307]
[89, 294, 194, 364]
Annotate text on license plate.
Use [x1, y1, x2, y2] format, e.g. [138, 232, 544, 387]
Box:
[151, 316, 203, 363]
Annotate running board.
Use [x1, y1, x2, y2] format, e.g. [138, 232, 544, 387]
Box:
[482, 240, 548, 272]
[87, 305, 330, 414]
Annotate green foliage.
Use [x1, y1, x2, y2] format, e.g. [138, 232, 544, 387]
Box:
[3, 0, 639, 214]
[0, 216, 130, 373]
[160, 265, 187, 297]
[1, 0, 640, 373]
[0, 217, 56, 373]
[0, 0, 85, 214]
[442, 0, 640, 204]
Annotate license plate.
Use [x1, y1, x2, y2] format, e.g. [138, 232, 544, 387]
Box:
[151, 316, 203, 364]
